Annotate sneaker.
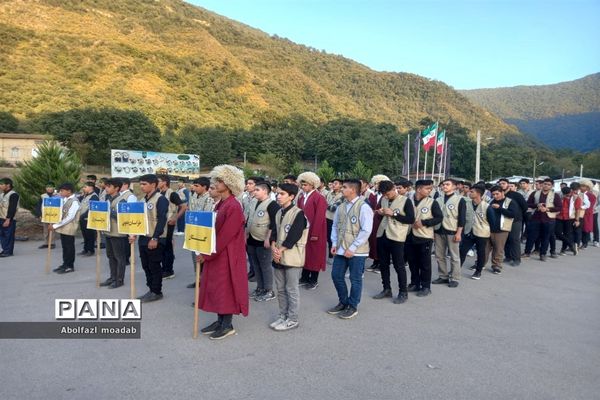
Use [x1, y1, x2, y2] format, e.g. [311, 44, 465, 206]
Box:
[593, 241, 599, 248]
[338, 306, 358, 319]
[432, 278, 449, 284]
[366, 262, 379, 272]
[510, 260, 521, 267]
[209, 327, 236, 340]
[471, 271, 481, 280]
[140, 292, 163, 303]
[372, 267, 381, 274]
[257, 290, 276, 302]
[392, 292, 408, 304]
[269, 315, 287, 329]
[298, 279, 309, 287]
[559, 251, 567, 256]
[99, 278, 114, 287]
[540, 255, 547, 262]
[492, 267, 502, 275]
[162, 271, 175, 279]
[549, 253, 558, 259]
[77, 250, 89, 256]
[52, 265, 65, 273]
[326, 303, 347, 315]
[250, 289, 263, 299]
[372, 289, 392, 299]
[447, 280, 459, 288]
[468, 265, 477, 271]
[532, 250, 539, 255]
[305, 282, 319, 290]
[521, 252, 530, 258]
[187, 282, 196, 289]
[274, 319, 299, 331]
[108, 281, 124, 289]
[416, 288, 431, 297]
[407, 284, 420, 292]
[200, 320, 221, 335]
[56, 267, 74, 274]
[467, 249, 475, 257]
[38, 244, 49, 249]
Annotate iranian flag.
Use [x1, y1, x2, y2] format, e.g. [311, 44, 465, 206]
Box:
[421, 122, 438, 151]
[436, 130, 445, 154]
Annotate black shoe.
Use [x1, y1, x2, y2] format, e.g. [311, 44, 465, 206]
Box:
[248, 274, 256, 282]
[186, 282, 196, 289]
[372, 289, 392, 299]
[99, 278, 114, 287]
[108, 281, 124, 289]
[468, 265, 477, 270]
[78, 251, 89, 256]
[0, 253, 13, 257]
[298, 279, 309, 287]
[162, 271, 175, 280]
[338, 306, 358, 319]
[392, 292, 408, 304]
[492, 267, 502, 275]
[200, 320, 221, 335]
[448, 280, 459, 288]
[38, 244, 48, 249]
[52, 265, 65, 273]
[140, 292, 163, 303]
[407, 284, 420, 292]
[549, 253, 558, 259]
[432, 278, 449, 284]
[137, 291, 152, 301]
[209, 326, 236, 340]
[416, 288, 431, 297]
[510, 260, 520, 267]
[56, 267, 74, 274]
[305, 282, 319, 290]
[327, 303, 347, 315]
[471, 271, 481, 280]
[540, 255, 547, 262]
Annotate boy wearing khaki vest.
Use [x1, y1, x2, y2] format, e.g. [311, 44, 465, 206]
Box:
[50, 183, 81, 274]
[524, 178, 562, 261]
[372, 180, 415, 304]
[130, 174, 169, 303]
[247, 182, 280, 302]
[488, 186, 518, 274]
[78, 182, 99, 257]
[328, 179, 374, 319]
[459, 184, 491, 280]
[433, 179, 466, 288]
[270, 183, 307, 331]
[101, 178, 129, 288]
[157, 174, 187, 279]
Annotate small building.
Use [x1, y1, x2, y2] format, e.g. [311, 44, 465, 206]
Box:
[0, 133, 52, 164]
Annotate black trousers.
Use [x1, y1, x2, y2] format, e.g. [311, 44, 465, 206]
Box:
[594, 214, 599, 243]
[555, 219, 575, 252]
[60, 234, 75, 268]
[406, 240, 432, 290]
[139, 241, 164, 294]
[504, 221, 522, 262]
[162, 224, 176, 274]
[459, 233, 489, 272]
[300, 269, 319, 284]
[106, 236, 128, 283]
[326, 219, 334, 257]
[377, 234, 407, 292]
[218, 314, 233, 329]
[79, 218, 96, 253]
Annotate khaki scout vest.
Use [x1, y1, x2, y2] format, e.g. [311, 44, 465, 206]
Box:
[79, 192, 95, 216]
[377, 195, 410, 242]
[189, 192, 213, 212]
[498, 197, 514, 232]
[275, 206, 308, 267]
[471, 200, 491, 238]
[325, 191, 343, 220]
[436, 194, 461, 232]
[336, 198, 370, 254]
[55, 197, 80, 236]
[412, 196, 435, 239]
[533, 190, 558, 219]
[0, 190, 16, 219]
[107, 191, 132, 238]
[145, 191, 167, 239]
[163, 188, 178, 221]
[249, 199, 273, 241]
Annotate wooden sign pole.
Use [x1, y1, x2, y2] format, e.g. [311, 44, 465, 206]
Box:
[45, 230, 53, 274]
[193, 258, 201, 339]
[95, 231, 101, 287]
[130, 242, 136, 299]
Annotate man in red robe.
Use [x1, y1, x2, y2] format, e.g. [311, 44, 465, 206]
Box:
[297, 172, 328, 290]
[580, 179, 597, 249]
[197, 165, 249, 340]
[365, 174, 389, 273]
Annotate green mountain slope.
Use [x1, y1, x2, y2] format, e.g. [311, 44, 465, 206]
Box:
[462, 74, 600, 150]
[0, 0, 517, 136]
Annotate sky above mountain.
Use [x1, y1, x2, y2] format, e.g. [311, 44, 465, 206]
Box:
[192, 0, 600, 90]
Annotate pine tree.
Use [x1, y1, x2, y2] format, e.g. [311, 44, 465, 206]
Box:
[349, 160, 372, 182]
[13, 141, 82, 212]
[316, 160, 335, 184]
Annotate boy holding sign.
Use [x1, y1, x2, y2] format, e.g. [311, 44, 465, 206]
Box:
[102, 178, 129, 289]
[50, 183, 81, 274]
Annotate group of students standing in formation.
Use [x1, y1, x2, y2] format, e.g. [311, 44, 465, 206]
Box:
[1, 168, 598, 340]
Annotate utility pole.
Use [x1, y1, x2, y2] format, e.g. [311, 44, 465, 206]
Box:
[475, 130, 481, 183]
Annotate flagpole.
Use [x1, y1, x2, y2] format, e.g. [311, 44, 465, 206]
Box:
[407, 133, 410, 181]
[431, 129, 438, 184]
[438, 137, 444, 182]
[415, 131, 421, 181]
[424, 148, 428, 180]
[442, 137, 449, 179]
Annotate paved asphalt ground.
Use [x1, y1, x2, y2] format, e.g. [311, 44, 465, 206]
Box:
[1, 236, 599, 400]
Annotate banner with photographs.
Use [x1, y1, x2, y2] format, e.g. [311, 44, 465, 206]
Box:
[111, 150, 200, 179]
